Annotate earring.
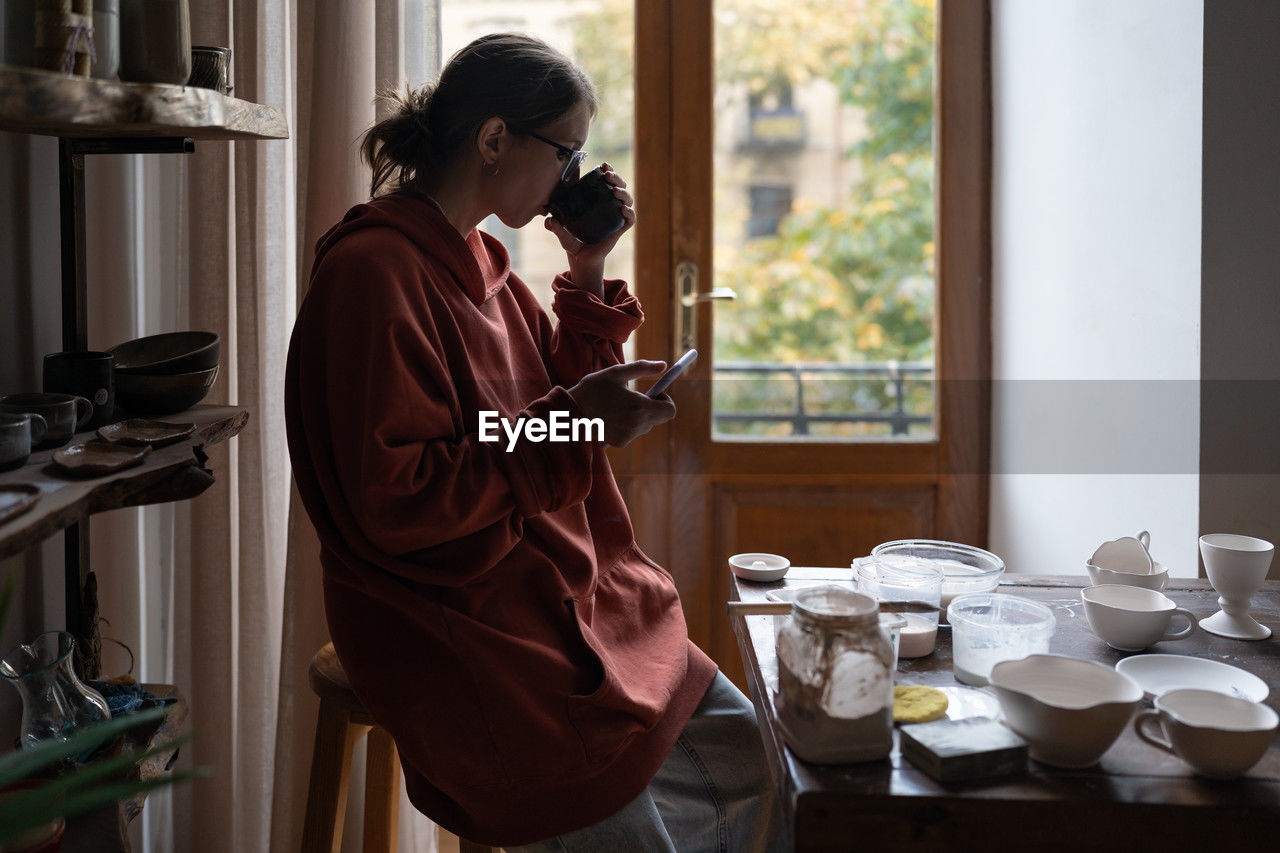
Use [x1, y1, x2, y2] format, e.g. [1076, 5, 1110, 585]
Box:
[484, 161, 501, 177]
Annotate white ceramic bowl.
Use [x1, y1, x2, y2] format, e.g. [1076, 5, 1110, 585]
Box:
[1086, 561, 1169, 591]
[728, 552, 790, 583]
[1135, 688, 1279, 778]
[989, 654, 1143, 768]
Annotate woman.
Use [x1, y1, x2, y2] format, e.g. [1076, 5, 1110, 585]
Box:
[285, 33, 781, 851]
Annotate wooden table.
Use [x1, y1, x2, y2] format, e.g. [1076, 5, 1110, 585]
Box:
[730, 570, 1280, 851]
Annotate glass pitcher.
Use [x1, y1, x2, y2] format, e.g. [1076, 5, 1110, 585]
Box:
[1, 631, 111, 758]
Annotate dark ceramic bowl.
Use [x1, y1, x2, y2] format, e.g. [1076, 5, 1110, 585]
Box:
[115, 366, 219, 416]
[109, 332, 220, 376]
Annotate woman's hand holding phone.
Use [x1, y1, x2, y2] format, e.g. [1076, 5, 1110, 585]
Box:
[567, 360, 676, 447]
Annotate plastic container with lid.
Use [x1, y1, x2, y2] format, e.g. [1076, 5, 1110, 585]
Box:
[854, 554, 943, 657]
[871, 539, 1005, 619]
[774, 586, 895, 763]
[948, 593, 1055, 686]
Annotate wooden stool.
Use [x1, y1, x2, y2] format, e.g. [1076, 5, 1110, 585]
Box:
[301, 644, 499, 853]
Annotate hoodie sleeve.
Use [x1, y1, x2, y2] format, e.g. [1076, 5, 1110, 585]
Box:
[540, 274, 644, 387]
[291, 232, 593, 584]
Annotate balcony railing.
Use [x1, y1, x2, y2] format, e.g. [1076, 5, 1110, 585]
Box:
[712, 360, 934, 437]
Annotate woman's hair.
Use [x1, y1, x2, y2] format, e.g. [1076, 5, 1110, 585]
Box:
[361, 33, 598, 198]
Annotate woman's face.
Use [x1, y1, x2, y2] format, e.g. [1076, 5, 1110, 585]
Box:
[492, 100, 593, 229]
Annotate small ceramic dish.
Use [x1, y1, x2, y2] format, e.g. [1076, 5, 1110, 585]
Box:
[729, 552, 790, 583]
[51, 441, 152, 476]
[990, 654, 1143, 767]
[1115, 654, 1269, 703]
[97, 418, 197, 447]
[0, 484, 41, 526]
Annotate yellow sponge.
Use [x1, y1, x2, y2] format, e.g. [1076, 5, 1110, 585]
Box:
[893, 685, 949, 724]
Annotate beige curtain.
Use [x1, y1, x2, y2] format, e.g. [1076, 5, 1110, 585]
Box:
[1, 1, 444, 850]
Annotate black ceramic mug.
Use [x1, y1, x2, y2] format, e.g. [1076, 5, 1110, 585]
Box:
[546, 166, 626, 245]
[44, 351, 115, 429]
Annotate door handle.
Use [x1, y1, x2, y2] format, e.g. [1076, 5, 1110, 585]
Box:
[675, 261, 735, 356]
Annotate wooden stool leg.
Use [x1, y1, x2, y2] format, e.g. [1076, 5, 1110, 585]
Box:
[302, 699, 365, 853]
[363, 726, 400, 853]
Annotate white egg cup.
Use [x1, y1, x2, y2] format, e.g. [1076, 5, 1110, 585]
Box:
[1199, 534, 1275, 641]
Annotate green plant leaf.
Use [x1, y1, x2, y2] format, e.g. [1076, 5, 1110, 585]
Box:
[4, 727, 193, 808]
[0, 770, 204, 844]
[0, 706, 170, 787]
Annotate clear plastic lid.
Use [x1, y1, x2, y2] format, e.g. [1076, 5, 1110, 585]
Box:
[871, 539, 1005, 582]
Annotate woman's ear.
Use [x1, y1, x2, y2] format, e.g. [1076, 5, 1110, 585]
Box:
[476, 116, 507, 168]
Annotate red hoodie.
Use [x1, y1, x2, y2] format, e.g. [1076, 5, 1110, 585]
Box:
[284, 191, 716, 846]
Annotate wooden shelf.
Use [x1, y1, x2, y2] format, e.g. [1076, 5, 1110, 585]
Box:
[0, 405, 249, 561]
[0, 64, 288, 140]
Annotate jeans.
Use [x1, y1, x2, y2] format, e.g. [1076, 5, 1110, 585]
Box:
[509, 671, 787, 852]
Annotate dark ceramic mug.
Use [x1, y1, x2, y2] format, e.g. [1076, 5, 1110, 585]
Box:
[0, 393, 94, 449]
[118, 0, 192, 84]
[546, 166, 626, 245]
[0, 412, 48, 471]
[44, 351, 115, 429]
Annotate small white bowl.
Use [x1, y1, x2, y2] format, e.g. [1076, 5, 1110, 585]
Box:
[990, 654, 1143, 768]
[728, 552, 790, 583]
[1086, 561, 1168, 591]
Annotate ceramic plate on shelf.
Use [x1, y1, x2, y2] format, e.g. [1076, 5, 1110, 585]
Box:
[0, 484, 41, 525]
[97, 418, 197, 447]
[1116, 654, 1269, 702]
[51, 441, 152, 476]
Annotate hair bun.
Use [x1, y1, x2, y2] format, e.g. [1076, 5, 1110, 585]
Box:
[406, 82, 436, 143]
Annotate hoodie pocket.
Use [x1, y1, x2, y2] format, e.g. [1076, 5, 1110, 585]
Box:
[565, 598, 667, 765]
[563, 556, 690, 765]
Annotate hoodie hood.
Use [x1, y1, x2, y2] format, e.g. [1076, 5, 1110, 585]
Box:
[313, 191, 512, 306]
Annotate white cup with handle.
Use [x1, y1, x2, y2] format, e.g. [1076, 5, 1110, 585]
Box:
[1089, 530, 1154, 575]
[1134, 688, 1278, 778]
[1080, 584, 1197, 651]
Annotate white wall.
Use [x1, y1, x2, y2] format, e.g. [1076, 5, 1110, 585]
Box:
[989, 1, 1203, 576]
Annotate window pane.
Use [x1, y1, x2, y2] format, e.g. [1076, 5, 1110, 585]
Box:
[712, 0, 936, 441]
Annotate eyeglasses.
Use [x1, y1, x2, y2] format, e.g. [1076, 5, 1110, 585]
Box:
[525, 130, 588, 183]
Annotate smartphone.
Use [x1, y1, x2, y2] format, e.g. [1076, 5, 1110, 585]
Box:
[646, 349, 698, 398]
